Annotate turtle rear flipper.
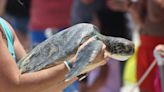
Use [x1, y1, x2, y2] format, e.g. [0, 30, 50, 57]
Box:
[65, 40, 104, 81]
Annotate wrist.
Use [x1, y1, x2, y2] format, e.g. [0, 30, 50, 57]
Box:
[64, 56, 88, 81]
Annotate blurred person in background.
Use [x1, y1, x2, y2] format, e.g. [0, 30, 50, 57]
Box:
[29, 0, 80, 92]
[108, 0, 164, 92]
[5, 0, 31, 50]
[71, 0, 132, 92]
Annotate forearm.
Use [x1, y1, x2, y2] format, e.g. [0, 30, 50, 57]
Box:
[2, 58, 76, 92]
[18, 63, 69, 92]
[1, 63, 66, 92]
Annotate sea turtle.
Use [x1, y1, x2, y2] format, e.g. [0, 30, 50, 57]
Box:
[17, 23, 134, 81]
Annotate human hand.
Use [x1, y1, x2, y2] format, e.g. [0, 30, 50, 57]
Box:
[154, 44, 164, 66]
[79, 37, 108, 64]
[154, 44, 164, 56]
[74, 37, 109, 74]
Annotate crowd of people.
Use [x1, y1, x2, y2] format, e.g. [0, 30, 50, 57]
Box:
[0, 0, 164, 92]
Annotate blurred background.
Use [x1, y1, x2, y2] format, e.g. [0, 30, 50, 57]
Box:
[0, 0, 164, 92]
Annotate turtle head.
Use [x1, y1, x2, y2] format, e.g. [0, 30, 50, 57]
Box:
[102, 36, 135, 61]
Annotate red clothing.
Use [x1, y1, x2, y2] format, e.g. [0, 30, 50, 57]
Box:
[29, 0, 72, 30]
[137, 35, 164, 92]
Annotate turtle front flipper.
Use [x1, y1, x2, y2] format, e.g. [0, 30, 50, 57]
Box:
[65, 40, 104, 81]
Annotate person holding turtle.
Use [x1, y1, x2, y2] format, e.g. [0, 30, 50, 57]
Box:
[0, 16, 108, 92]
[0, 0, 108, 92]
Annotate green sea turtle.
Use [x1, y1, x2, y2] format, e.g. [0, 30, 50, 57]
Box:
[17, 23, 134, 81]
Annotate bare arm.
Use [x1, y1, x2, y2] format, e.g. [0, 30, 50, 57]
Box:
[0, 21, 77, 92]
[0, 32, 77, 92]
